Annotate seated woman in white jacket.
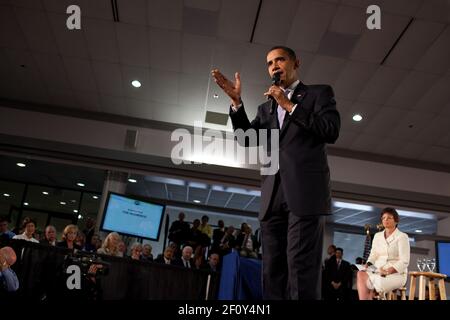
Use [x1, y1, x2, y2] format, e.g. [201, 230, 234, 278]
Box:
[357, 207, 410, 300]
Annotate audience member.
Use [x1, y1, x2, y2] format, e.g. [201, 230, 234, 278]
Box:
[57, 224, 82, 250]
[198, 215, 212, 242]
[235, 225, 259, 258]
[174, 246, 194, 268]
[155, 246, 174, 265]
[141, 244, 153, 262]
[12, 219, 39, 243]
[84, 234, 100, 252]
[168, 212, 190, 247]
[211, 220, 225, 253]
[97, 232, 123, 257]
[0, 216, 15, 241]
[324, 247, 352, 300]
[206, 253, 220, 273]
[40, 225, 57, 246]
[82, 217, 96, 245]
[130, 243, 143, 260]
[357, 207, 410, 300]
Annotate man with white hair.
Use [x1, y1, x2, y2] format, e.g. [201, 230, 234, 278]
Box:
[40, 225, 57, 246]
[175, 245, 194, 269]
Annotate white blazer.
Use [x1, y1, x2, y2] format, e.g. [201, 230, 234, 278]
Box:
[367, 228, 410, 274]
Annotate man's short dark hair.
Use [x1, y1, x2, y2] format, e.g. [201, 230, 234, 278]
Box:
[380, 207, 399, 223]
[0, 215, 10, 223]
[268, 46, 297, 60]
[336, 247, 343, 253]
[23, 218, 36, 229]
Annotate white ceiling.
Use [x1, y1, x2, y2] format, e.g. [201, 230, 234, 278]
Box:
[0, 0, 450, 166]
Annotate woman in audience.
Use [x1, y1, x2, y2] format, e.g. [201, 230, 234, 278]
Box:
[357, 207, 410, 300]
[97, 232, 123, 257]
[57, 224, 82, 250]
[12, 219, 39, 243]
[130, 243, 143, 260]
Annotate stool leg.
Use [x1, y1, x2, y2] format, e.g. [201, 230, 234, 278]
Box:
[392, 291, 397, 300]
[401, 290, 406, 300]
[418, 275, 426, 300]
[409, 275, 416, 300]
[429, 279, 436, 300]
[438, 279, 447, 300]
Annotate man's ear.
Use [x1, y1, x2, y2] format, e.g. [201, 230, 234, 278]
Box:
[294, 59, 300, 70]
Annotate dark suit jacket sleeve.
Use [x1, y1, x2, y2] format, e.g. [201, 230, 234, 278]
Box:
[229, 104, 263, 147]
[290, 85, 340, 144]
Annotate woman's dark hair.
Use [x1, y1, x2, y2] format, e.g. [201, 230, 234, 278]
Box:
[23, 218, 36, 229]
[380, 207, 399, 223]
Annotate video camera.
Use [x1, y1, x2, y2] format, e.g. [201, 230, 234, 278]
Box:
[63, 250, 110, 277]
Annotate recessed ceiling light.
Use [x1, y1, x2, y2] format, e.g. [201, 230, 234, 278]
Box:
[92, 195, 99, 199]
[131, 80, 141, 88]
[415, 229, 423, 233]
[16, 162, 26, 167]
[77, 182, 85, 187]
[60, 201, 66, 205]
[71, 200, 77, 203]
[78, 214, 83, 219]
[3, 193, 10, 197]
[42, 191, 49, 195]
[193, 200, 201, 203]
[213, 94, 219, 99]
[24, 202, 29, 206]
[352, 114, 363, 122]
[73, 209, 78, 213]
[128, 178, 137, 183]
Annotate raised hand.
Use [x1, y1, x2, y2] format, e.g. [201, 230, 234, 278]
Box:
[211, 69, 241, 107]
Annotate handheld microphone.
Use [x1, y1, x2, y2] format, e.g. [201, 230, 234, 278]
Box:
[270, 72, 281, 115]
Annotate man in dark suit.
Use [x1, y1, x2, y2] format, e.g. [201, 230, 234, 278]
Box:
[173, 245, 194, 269]
[324, 248, 352, 300]
[212, 46, 340, 300]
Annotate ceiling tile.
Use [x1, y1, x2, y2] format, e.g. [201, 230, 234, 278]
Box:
[350, 13, 411, 64]
[286, 0, 338, 52]
[10, 0, 44, 10]
[48, 89, 77, 108]
[83, 18, 119, 63]
[414, 25, 450, 75]
[148, 27, 182, 72]
[333, 130, 359, 148]
[389, 110, 436, 140]
[217, 0, 259, 42]
[396, 142, 428, 160]
[378, 0, 422, 16]
[181, 33, 215, 76]
[100, 95, 128, 116]
[148, 68, 179, 105]
[437, 131, 450, 148]
[91, 61, 124, 96]
[82, 0, 113, 21]
[117, 0, 147, 25]
[342, 101, 381, 134]
[75, 92, 102, 112]
[384, 20, 445, 69]
[418, 146, 450, 164]
[303, 55, 346, 85]
[362, 106, 405, 137]
[116, 23, 149, 66]
[184, 0, 221, 11]
[329, 4, 366, 35]
[317, 31, 360, 59]
[413, 115, 450, 144]
[14, 7, 59, 54]
[124, 97, 153, 119]
[153, 101, 198, 126]
[42, 0, 84, 13]
[148, 0, 183, 30]
[349, 133, 383, 153]
[182, 7, 218, 37]
[211, 40, 248, 79]
[63, 57, 98, 93]
[412, 75, 450, 114]
[415, 0, 449, 23]
[33, 53, 71, 92]
[47, 13, 89, 59]
[253, 0, 300, 46]
[240, 43, 272, 86]
[358, 66, 408, 105]
[333, 61, 378, 100]
[385, 71, 440, 110]
[0, 5, 28, 49]
[178, 73, 208, 114]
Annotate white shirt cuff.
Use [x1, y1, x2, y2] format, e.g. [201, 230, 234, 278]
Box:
[289, 104, 297, 115]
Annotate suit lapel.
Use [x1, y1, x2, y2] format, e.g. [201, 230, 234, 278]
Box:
[280, 82, 308, 136]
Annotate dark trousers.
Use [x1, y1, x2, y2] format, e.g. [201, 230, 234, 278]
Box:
[261, 173, 324, 300]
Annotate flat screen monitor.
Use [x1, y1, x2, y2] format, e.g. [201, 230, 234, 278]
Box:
[100, 192, 165, 241]
[436, 241, 450, 281]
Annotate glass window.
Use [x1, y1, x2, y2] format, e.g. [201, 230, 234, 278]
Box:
[25, 185, 81, 215]
[333, 231, 366, 265]
[0, 180, 25, 208]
